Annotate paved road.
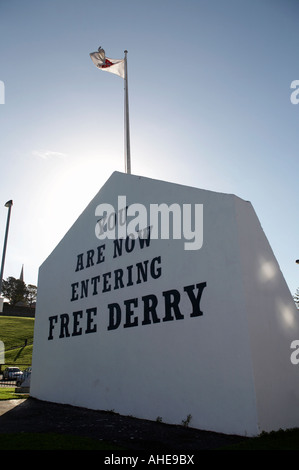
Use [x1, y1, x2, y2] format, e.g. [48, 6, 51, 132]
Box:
[0, 399, 26, 416]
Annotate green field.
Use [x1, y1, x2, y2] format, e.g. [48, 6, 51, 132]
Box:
[0, 315, 34, 369]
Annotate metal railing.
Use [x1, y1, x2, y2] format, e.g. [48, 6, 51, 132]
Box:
[0, 364, 31, 387]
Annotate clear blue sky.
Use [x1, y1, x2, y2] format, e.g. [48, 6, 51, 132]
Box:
[0, 0, 298, 297]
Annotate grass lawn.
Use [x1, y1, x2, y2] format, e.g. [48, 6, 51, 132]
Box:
[0, 316, 34, 349]
[3, 344, 33, 367]
[0, 315, 34, 370]
[0, 387, 29, 399]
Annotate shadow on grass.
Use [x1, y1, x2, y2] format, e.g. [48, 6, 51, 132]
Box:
[220, 428, 299, 450]
[0, 432, 125, 450]
[1, 429, 299, 451]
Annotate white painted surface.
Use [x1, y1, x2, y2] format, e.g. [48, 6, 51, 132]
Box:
[30, 172, 299, 436]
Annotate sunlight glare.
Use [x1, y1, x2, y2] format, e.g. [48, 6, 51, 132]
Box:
[257, 257, 278, 283]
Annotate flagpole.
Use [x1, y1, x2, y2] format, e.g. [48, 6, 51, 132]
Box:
[124, 50, 131, 174]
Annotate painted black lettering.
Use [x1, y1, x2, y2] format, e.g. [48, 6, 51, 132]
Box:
[137, 225, 151, 248]
[72, 310, 83, 336]
[70, 282, 79, 301]
[142, 294, 160, 325]
[113, 239, 123, 258]
[91, 275, 101, 295]
[136, 260, 148, 284]
[85, 307, 97, 334]
[75, 253, 84, 272]
[102, 272, 111, 292]
[162, 289, 184, 321]
[86, 249, 94, 268]
[126, 265, 134, 286]
[48, 315, 58, 340]
[114, 269, 124, 289]
[124, 298, 138, 328]
[150, 256, 162, 279]
[59, 313, 70, 338]
[80, 279, 89, 299]
[125, 235, 135, 253]
[96, 244, 105, 264]
[184, 282, 207, 317]
[107, 303, 121, 330]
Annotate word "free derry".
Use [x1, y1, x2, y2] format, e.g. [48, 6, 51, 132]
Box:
[47, 228, 207, 340]
[95, 195, 203, 251]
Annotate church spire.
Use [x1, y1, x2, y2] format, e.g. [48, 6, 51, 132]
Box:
[19, 264, 24, 282]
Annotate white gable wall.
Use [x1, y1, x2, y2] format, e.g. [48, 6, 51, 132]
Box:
[234, 198, 299, 433]
[30, 172, 299, 437]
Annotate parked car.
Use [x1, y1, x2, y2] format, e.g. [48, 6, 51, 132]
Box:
[16, 367, 32, 386]
[3, 367, 23, 381]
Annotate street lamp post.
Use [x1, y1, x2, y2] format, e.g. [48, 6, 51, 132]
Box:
[0, 200, 13, 301]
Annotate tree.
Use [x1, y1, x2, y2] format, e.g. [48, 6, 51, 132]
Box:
[1, 276, 37, 307]
[26, 284, 37, 307]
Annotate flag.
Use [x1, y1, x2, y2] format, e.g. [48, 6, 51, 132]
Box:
[90, 47, 125, 78]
